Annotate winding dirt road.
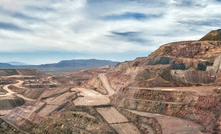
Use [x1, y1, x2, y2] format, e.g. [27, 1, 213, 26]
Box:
[0, 80, 25, 97]
[98, 73, 115, 95]
[0, 80, 35, 115]
[0, 85, 14, 97]
[0, 80, 35, 101]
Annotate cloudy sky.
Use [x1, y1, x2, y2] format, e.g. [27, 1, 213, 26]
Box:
[0, 0, 221, 64]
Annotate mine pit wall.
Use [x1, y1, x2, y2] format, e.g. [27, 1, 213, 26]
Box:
[4, 101, 46, 125]
[118, 108, 162, 134]
[110, 87, 221, 133]
[106, 62, 212, 91]
[159, 69, 214, 84]
[106, 47, 221, 88]
[133, 89, 196, 103]
[87, 74, 107, 95]
[206, 54, 221, 81]
[0, 97, 25, 110]
[110, 87, 196, 108]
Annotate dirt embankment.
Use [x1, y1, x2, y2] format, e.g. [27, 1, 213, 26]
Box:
[87, 74, 107, 94]
[111, 86, 221, 133]
[0, 97, 25, 110]
[7, 103, 116, 134]
[106, 41, 221, 89]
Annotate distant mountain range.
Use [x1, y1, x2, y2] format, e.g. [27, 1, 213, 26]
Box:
[0, 59, 118, 74]
[7, 62, 28, 66]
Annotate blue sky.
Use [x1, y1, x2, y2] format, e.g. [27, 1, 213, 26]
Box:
[0, 0, 221, 64]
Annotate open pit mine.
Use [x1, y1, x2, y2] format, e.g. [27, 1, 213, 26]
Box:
[1, 29, 221, 134]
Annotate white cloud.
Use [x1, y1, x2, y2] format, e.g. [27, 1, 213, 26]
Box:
[0, 0, 221, 62]
[0, 0, 20, 12]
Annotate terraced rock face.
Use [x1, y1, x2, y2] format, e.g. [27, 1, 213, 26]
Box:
[0, 96, 25, 110]
[106, 40, 221, 90]
[110, 86, 221, 133]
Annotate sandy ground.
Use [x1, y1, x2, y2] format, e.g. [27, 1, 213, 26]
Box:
[45, 92, 76, 105]
[72, 73, 115, 106]
[127, 109, 203, 134]
[110, 123, 141, 134]
[96, 107, 140, 134]
[96, 107, 128, 123]
[0, 110, 12, 116]
[5, 75, 35, 78]
[72, 88, 110, 106]
[39, 90, 76, 116]
[130, 86, 220, 96]
[38, 105, 58, 117]
[98, 73, 115, 95]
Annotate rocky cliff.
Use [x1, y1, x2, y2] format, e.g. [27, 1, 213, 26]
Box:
[107, 40, 221, 91]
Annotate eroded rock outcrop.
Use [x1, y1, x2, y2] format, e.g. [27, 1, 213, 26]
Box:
[0, 96, 25, 110]
[106, 40, 221, 90]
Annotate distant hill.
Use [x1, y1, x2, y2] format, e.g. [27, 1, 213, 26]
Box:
[0, 63, 13, 68]
[37, 59, 118, 74]
[199, 29, 221, 41]
[0, 59, 118, 74]
[40, 59, 118, 68]
[0, 69, 46, 76]
[7, 62, 28, 65]
[0, 69, 19, 76]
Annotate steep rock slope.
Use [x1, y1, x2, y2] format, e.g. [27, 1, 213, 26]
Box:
[106, 30, 221, 133]
[107, 40, 221, 90]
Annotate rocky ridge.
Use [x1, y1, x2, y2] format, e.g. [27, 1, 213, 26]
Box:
[200, 29, 221, 41]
